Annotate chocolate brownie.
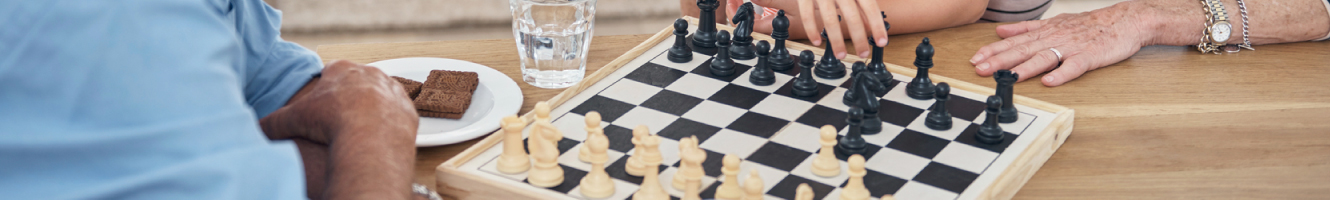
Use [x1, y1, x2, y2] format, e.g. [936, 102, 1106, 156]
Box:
[392, 76, 423, 99]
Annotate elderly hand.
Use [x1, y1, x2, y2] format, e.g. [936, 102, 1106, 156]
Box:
[262, 60, 419, 144]
[728, 0, 888, 59]
[970, 2, 1160, 87]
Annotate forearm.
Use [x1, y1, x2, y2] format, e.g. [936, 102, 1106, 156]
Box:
[261, 77, 327, 143]
[323, 125, 416, 200]
[1143, 0, 1330, 46]
[879, 0, 988, 34]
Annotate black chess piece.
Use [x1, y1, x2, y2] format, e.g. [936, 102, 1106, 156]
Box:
[906, 37, 936, 100]
[814, 30, 846, 79]
[925, 83, 953, 130]
[729, 2, 756, 60]
[791, 50, 819, 97]
[710, 30, 736, 76]
[977, 96, 1005, 144]
[866, 18, 893, 86]
[768, 10, 794, 71]
[693, 0, 719, 49]
[851, 73, 884, 135]
[994, 70, 1019, 123]
[842, 62, 868, 106]
[749, 41, 775, 86]
[836, 107, 868, 157]
[668, 19, 693, 63]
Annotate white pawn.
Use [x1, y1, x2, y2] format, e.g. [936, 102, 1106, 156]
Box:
[714, 154, 743, 200]
[633, 159, 668, 200]
[673, 136, 705, 190]
[795, 183, 814, 200]
[527, 119, 564, 188]
[741, 170, 764, 200]
[840, 154, 870, 200]
[811, 125, 841, 177]
[497, 115, 530, 174]
[579, 125, 614, 198]
[625, 125, 658, 176]
[579, 111, 605, 163]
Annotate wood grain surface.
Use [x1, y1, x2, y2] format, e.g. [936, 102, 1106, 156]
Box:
[316, 22, 1330, 199]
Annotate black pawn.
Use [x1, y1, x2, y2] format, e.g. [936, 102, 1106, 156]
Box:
[836, 107, 868, 157]
[668, 19, 693, 63]
[994, 70, 1020, 123]
[692, 0, 719, 49]
[791, 50, 819, 97]
[710, 30, 736, 76]
[749, 41, 775, 86]
[906, 38, 935, 100]
[925, 83, 953, 130]
[729, 2, 756, 60]
[842, 62, 868, 106]
[814, 30, 846, 79]
[768, 10, 794, 71]
[866, 19, 893, 86]
[977, 96, 1005, 144]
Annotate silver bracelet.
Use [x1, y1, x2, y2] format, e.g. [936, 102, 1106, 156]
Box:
[412, 183, 443, 200]
[1232, 0, 1255, 52]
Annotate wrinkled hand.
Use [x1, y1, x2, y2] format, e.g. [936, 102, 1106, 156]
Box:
[730, 0, 888, 59]
[263, 60, 418, 144]
[970, 2, 1154, 86]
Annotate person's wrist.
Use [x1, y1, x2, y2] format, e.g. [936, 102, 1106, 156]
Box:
[1136, 0, 1208, 46]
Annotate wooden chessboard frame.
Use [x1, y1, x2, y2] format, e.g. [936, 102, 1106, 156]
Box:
[435, 17, 1075, 200]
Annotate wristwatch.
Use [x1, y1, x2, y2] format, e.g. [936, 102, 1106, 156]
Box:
[1198, 0, 1233, 54]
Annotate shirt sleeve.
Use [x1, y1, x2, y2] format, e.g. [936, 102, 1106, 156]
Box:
[231, 0, 323, 118]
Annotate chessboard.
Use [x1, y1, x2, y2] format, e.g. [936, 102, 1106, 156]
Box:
[436, 16, 1074, 200]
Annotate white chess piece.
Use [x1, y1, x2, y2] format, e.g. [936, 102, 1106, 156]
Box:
[534, 101, 552, 123]
[633, 158, 668, 200]
[497, 115, 530, 174]
[673, 136, 705, 190]
[682, 178, 702, 200]
[579, 111, 604, 163]
[526, 119, 564, 188]
[840, 154, 870, 200]
[714, 154, 743, 200]
[811, 125, 841, 177]
[795, 183, 814, 200]
[741, 170, 764, 200]
[624, 125, 655, 176]
[579, 126, 614, 198]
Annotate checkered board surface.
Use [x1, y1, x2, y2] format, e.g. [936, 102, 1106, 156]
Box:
[457, 32, 1059, 200]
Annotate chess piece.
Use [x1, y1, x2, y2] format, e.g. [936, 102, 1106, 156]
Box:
[715, 154, 743, 200]
[866, 37, 893, 86]
[625, 125, 657, 176]
[497, 115, 530, 174]
[534, 101, 560, 139]
[527, 120, 564, 188]
[811, 125, 841, 177]
[794, 183, 814, 200]
[749, 40, 775, 86]
[579, 111, 604, 162]
[906, 38, 936, 100]
[768, 10, 794, 71]
[741, 170, 764, 200]
[579, 124, 615, 198]
[729, 2, 756, 60]
[848, 73, 885, 135]
[814, 30, 846, 79]
[673, 136, 705, 190]
[926, 83, 954, 130]
[632, 158, 668, 200]
[692, 0, 719, 49]
[839, 154, 870, 200]
[682, 177, 703, 200]
[994, 69, 1020, 123]
[710, 30, 736, 76]
[842, 62, 874, 106]
[836, 107, 868, 157]
[977, 96, 1006, 144]
[791, 50, 820, 97]
[668, 19, 693, 63]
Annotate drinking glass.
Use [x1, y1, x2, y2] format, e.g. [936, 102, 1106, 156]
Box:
[510, 0, 596, 89]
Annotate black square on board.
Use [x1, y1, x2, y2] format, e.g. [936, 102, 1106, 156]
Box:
[725, 112, 789, 138]
[767, 175, 835, 200]
[571, 96, 637, 122]
[699, 180, 722, 199]
[885, 130, 950, 159]
[603, 125, 637, 153]
[912, 162, 980, 193]
[605, 156, 668, 184]
[830, 135, 883, 161]
[954, 124, 1019, 154]
[943, 94, 987, 121]
[641, 90, 704, 116]
[521, 164, 587, 194]
[706, 84, 770, 110]
[877, 99, 925, 127]
[773, 80, 835, 103]
[691, 58, 754, 82]
[795, 105, 849, 130]
[625, 63, 688, 87]
[746, 142, 812, 171]
[670, 148, 726, 177]
[658, 118, 723, 142]
[842, 169, 908, 197]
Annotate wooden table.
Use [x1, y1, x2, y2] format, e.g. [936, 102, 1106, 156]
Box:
[317, 23, 1330, 199]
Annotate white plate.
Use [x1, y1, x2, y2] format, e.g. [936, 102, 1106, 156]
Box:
[368, 57, 523, 147]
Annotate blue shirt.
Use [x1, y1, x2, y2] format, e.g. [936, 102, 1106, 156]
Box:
[0, 0, 320, 199]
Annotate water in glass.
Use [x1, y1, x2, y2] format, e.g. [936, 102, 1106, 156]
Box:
[511, 0, 596, 89]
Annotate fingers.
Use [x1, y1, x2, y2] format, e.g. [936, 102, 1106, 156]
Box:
[797, 0, 821, 46]
[971, 25, 1046, 69]
[833, 0, 870, 58]
[751, 0, 800, 11]
[726, 0, 742, 23]
[815, 0, 846, 58]
[854, 0, 888, 47]
[1006, 47, 1062, 82]
[995, 20, 1045, 39]
[974, 38, 1056, 77]
[1042, 56, 1091, 87]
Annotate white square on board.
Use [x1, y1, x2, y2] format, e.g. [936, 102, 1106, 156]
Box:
[930, 143, 1000, 174]
[665, 73, 729, 99]
[680, 101, 748, 128]
[699, 129, 769, 158]
[749, 94, 817, 121]
[610, 107, 679, 135]
[863, 148, 931, 180]
[600, 79, 664, 105]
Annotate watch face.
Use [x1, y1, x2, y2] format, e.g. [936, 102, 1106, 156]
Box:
[1210, 23, 1232, 43]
